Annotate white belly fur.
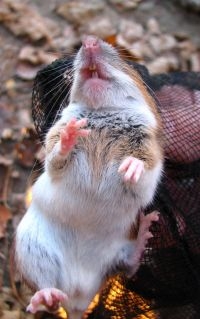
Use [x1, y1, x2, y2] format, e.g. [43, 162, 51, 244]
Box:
[16, 152, 162, 312]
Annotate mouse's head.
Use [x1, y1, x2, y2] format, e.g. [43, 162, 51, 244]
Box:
[69, 36, 148, 110]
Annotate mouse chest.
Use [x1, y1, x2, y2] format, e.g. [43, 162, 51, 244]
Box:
[83, 110, 142, 131]
[78, 110, 147, 148]
[75, 110, 147, 163]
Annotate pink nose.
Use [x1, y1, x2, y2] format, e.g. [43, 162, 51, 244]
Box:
[82, 36, 100, 53]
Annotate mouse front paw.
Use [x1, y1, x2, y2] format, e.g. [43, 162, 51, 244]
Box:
[118, 156, 144, 184]
[59, 118, 90, 155]
[27, 288, 68, 314]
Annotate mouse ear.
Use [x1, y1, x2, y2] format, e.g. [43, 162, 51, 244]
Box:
[32, 57, 74, 142]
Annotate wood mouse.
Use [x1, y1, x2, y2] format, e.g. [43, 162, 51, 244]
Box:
[15, 36, 163, 319]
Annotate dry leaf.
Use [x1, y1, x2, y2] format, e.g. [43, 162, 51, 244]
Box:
[18, 46, 58, 66]
[16, 62, 41, 81]
[56, 1, 104, 25]
[104, 34, 117, 46]
[0, 310, 21, 319]
[0, 0, 60, 42]
[0, 160, 12, 203]
[79, 16, 117, 40]
[15, 128, 39, 167]
[108, 0, 142, 10]
[5, 79, 17, 91]
[18, 46, 41, 65]
[0, 204, 12, 239]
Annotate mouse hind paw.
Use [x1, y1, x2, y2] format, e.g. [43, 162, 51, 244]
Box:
[27, 288, 68, 314]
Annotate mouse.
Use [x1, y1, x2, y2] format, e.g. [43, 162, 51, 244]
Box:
[14, 36, 163, 319]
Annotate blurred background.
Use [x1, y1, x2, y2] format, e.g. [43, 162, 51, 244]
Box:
[0, 0, 200, 318]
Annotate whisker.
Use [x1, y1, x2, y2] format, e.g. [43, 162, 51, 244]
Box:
[60, 52, 78, 59]
[44, 48, 78, 56]
[26, 158, 44, 187]
[37, 75, 70, 102]
[37, 61, 72, 74]
[50, 80, 72, 125]
[35, 67, 72, 87]
[50, 96, 68, 128]
[37, 94, 69, 143]
[33, 78, 68, 133]
[48, 85, 70, 121]
[33, 70, 73, 142]
[139, 76, 162, 109]
[114, 45, 141, 58]
[41, 79, 72, 129]
[115, 45, 136, 52]
[37, 69, 74, 89]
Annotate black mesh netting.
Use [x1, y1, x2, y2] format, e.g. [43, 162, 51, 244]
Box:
[32, 58, 200, 319]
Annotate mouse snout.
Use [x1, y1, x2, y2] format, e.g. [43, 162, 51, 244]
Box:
[82, 36, 100, 55]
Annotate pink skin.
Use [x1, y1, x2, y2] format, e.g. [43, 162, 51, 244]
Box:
[118, 156, 145, 183]
[26, 288, 68, 313]
[80, 36, 109, 93]
[135, 211, 159, 260]
[82, 35, 100, 54]
[126, 211, 159, 277]
[59, 118, 90, 155]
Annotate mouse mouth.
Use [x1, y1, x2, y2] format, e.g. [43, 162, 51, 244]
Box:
[81, 63, 108, 81]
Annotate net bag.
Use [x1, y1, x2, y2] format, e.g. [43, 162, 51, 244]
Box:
[32, 58, 200, 319]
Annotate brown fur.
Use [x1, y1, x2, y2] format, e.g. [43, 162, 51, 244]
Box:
[46, 122, 163, 178]
[45, 121, 64, 154]
[78, 126, 163, 179]
[124, 63, 164, 166]
[123, 64, 162, 125]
